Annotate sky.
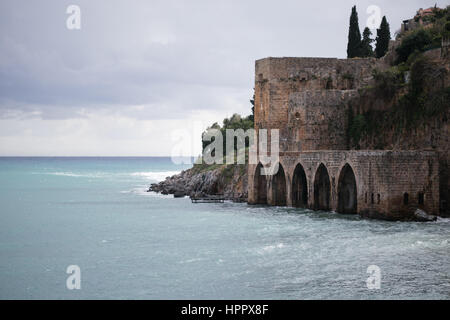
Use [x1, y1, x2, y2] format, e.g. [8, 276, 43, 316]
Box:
[0, 0, 445, 156]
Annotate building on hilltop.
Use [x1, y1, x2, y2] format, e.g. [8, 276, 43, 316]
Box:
[401, 6, 443, 34]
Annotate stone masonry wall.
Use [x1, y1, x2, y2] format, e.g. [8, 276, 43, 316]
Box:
[254, 57, 380, 142]
[287, 90, 358, 151]
[248, 150, 439, 219]
[250, 56, 441, 219]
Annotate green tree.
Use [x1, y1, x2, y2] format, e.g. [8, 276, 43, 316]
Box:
[347, 6, 362, 58]
[375, 16, 391, 58]
[201, 113, 254, 154]
[395, 29, 432, 64]
[360, 27, 374, 57]
[248, 91, 255, 123]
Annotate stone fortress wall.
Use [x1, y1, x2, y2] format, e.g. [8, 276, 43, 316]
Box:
[248, 57, 440, 219]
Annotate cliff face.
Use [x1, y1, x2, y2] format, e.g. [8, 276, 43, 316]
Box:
[148, 164, 248, 201]
[353, 103, 449, 216]
[348, 49, 450, 215]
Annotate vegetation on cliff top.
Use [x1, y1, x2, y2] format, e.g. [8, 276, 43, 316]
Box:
[347, 6, 390, 58]
[348, 6, 450, 149]
[375, 16, 391, 58]
[347, 6, 362, 58]
[360, 27, 374, 57]
[395, 6, 450, 64]
[190, 92, 254, 177]
[348, 57, 448, 149]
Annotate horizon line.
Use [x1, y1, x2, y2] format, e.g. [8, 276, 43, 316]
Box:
[0, 155, 198, 158]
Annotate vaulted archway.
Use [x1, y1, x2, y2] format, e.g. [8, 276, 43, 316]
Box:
[337, 164, 357, 214]
[271, 163, 286, 206]
[292, 163, 308, 208]
[253, 163, 268, 204]
[314, 163, 331, 210]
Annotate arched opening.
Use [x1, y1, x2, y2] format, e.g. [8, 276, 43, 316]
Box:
[292, 163, 308, 207]
[337, 164, 357, 214]
[314, 163, 331, 210]
[253, 163, 267, 204]
[403, 193, 409, 205]
[271, 163, 286, 206]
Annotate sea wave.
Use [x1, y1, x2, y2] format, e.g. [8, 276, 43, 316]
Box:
[120, 187, 150, 196]
[258, 243, 285, 254]
[436, 217, 450, 223]
[34, 170, 180, 182]
[42, 171, 104, 178]
[120, 188, 174, 198]
[130, 171, 179, 182]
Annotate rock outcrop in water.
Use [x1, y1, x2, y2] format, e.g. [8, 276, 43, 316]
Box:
[148, 163, 248, 201]
[413, 209, 437, 222]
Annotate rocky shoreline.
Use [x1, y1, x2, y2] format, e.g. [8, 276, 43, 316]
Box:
[148, 163, 248, 201]
[148, 163, 440, 221]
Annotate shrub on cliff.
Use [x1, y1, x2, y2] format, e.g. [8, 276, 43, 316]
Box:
[371, 68, 404, 99]
[348, 112, 367, 149]
[395, 29, 433, 64]
[410, 56, 448, 96]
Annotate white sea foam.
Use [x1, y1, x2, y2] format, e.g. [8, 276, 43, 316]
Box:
[120, 186, 149, 195]
[46, 171, 104, 178]
[259, 243, 285, 254]
[179, 257, 207, 264]
[36, 170, 180, 182]
[130, 171, 180, 182]
[436, 217, 450, 223]
[120, 188, 174, 198]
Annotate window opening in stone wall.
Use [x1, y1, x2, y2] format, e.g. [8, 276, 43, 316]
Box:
[403, 193, 409, 205]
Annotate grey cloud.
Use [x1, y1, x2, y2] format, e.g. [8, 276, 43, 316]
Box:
[0, 0, 440, 120]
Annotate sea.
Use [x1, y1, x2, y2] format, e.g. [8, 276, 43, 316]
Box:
[0, 157, 449, 299]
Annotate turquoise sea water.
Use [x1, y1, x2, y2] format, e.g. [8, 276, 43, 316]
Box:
[0, 157, 449, 299]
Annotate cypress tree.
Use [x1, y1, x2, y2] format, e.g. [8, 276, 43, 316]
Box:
[360, 27, 374, 57]
[375, 16, 391, 58]
[347, 6, 362, 58]
[249, 92, 255, 123]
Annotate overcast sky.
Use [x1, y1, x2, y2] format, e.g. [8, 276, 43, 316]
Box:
[0, 0, 444, 156]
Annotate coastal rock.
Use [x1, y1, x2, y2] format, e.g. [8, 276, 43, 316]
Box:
[413, 209, 437, 222]
[148, 164, 248, 202]
[173, 191, 186, 198]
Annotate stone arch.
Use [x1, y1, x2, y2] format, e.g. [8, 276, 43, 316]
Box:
[292, 163, 308, 208]
[337, 163, 357, 214]
[271, 163, 287, 206]
[253, 163, 267, 204]
[314, 163, 331, 210]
